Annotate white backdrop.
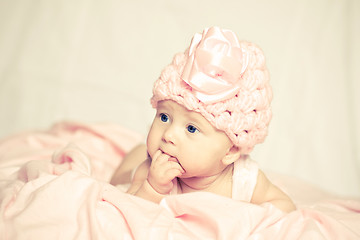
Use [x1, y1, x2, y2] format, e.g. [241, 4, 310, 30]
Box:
[0, 0, 359, 197]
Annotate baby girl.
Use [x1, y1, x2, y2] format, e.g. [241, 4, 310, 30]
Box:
[111, 27, 296, 213]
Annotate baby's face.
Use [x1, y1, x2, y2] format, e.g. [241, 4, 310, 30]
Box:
[146, 100, 233, 178]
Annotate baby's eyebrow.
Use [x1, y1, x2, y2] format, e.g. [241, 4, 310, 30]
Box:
[157, 101, 174, 111]
[156, 105, 172, 113]
[185, 112, 211, 130]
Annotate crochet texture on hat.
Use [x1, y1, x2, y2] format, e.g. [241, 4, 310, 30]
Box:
[151, 41, 272, 154]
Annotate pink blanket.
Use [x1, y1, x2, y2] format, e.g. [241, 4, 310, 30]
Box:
[1, 122, 359, 239]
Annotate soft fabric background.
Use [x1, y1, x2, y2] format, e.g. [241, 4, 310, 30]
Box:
[0, 0, 359, 197]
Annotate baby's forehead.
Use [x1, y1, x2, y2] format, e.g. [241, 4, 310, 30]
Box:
[157, 100, 196, 115]
[157, 100, 209, 122]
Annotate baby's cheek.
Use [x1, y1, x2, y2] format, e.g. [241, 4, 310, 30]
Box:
[146, 136, 158, 160]
[181, 148, 199, 165]
[146, 141, 154, 158]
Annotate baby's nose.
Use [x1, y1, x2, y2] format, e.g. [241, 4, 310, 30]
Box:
[162, 126, 177, 145]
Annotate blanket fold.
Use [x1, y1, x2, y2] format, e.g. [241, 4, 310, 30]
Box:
[0, 122, 359, 239]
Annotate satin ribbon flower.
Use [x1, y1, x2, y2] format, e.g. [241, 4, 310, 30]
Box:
[181, 27, 249, 104]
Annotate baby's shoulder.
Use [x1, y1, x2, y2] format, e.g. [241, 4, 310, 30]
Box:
[233, 156, 259, 178]
[231, 156, 259, 201]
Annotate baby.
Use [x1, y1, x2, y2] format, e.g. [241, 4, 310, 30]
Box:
[111, 27, 296, 213]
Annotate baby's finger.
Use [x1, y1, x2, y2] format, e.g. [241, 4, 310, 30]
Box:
[158, 161, 185, 179]
[149, 160, 183, 182]
[152, 153, 172, 166]
[151, 150, 163, 162]
[166, 160, 185, 174]
[164, 168, 184, 180]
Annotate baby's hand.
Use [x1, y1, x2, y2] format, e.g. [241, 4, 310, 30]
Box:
[147, 150, 185, 194]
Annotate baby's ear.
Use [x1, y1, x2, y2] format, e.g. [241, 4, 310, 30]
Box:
[222, 146, 241, 166]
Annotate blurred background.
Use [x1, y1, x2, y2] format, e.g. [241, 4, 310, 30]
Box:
[0, 0, 359, 197]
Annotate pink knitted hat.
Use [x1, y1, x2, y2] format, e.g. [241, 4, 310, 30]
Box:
[151, 27, 272, 154]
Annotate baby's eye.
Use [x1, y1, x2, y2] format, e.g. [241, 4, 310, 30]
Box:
[187, 125, 198, 133]
[159, 113, 169, 122]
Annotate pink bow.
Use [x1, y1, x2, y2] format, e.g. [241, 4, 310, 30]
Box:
[181, 27, 248, 104]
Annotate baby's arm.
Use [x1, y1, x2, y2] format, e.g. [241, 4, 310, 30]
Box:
[110, 144, 147, 185]
[251, 170, 296, 213]
[126, 159, 165, 203]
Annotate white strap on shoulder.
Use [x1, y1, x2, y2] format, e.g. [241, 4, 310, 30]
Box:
[232, 156, 259, 202]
